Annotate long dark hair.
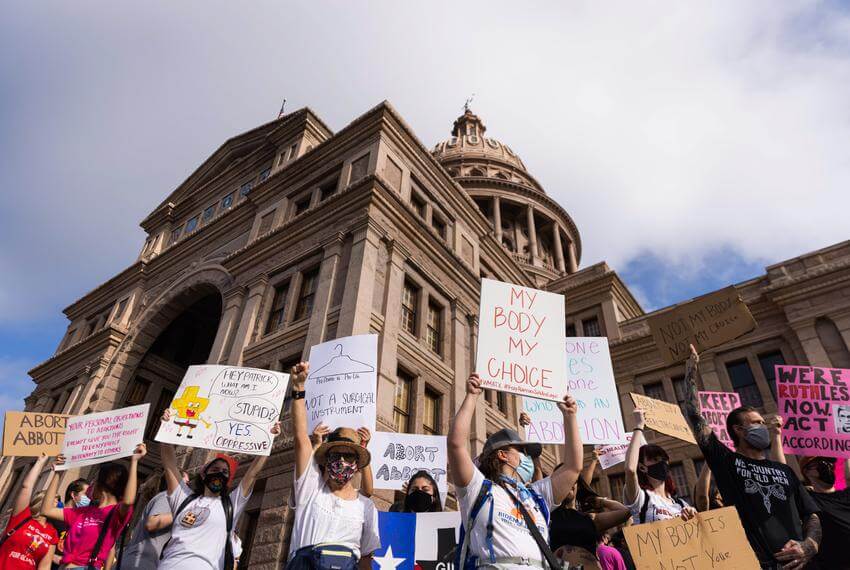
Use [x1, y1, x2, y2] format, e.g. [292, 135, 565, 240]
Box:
[405, 470, 443, 512]
[96, 463, 129, 500]
[64, 478, 89, 504]
[637, 444, 676, 495]
[479, 449, 505, 482]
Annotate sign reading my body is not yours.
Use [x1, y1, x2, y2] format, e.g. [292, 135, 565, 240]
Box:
[476, 279, 566, 401]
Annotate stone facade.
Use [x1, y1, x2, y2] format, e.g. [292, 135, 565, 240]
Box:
[2, 101, 850, 568]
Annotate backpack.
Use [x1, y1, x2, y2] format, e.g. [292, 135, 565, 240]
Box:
[638, 489, 686, 524]
[160, 492, 235, 570]
[455, 479, 551, 570]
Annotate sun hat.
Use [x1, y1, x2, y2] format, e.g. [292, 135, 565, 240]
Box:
[315, 427, 371, 468]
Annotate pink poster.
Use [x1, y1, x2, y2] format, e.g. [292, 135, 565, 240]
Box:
[698, 391, 741, 450]
[777, 365, 850, 459]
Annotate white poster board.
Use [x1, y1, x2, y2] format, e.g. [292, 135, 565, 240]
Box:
[566, 337, 626, 444]
[476, 279, 567, 401]
[371, 431, 448, 495]
[522, 397, 565, 444]
[306, 334, 378, 433]
[155, 365, 288, 456]
[595, 431, 642, 470]
[59, 404, 149, 470]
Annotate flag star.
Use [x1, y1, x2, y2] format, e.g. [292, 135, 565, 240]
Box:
[374, 545, 406, 570]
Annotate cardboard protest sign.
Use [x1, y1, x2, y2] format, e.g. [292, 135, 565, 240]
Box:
[698, 391, 741, 450]
[630, 393, 696, 444]
[59, 404, 149, 470]
[372, 511, 460, 570]
[156, 365, 289, 456]
[648, 286, 756, 365]
[595, 431, 642, 470]
[522, 397, 565, 444]
[624, 506, 759, 570]
[371, 432, 448, 495]
[476, 279, 566, 401]
[3, 411, 70, 457]
[777, 365, 850, 458]
[306, 334, 377, 433]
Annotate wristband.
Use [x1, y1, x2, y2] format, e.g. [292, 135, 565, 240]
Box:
[633, 427, 644, 431]
[291, 389, 306, 400]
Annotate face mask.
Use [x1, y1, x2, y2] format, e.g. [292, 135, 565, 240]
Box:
[646, 461, 670, 482]
[815, 463, 836, 486]
[327, 457, 358, 485]
[515, 453, 535, 484]
[743, 425, 771, 450]
[404, 489, 435, 513]
[76, 494, 91, 507]
[203, 473, 226, 494]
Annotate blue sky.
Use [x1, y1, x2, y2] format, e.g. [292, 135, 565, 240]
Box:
[2, 1, 850, 418]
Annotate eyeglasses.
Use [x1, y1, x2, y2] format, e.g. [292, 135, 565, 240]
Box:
[329, 452, 357, 463]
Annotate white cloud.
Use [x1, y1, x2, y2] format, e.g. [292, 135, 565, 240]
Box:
[1, 1, 849, 323]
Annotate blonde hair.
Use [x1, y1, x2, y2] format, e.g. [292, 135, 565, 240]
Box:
[30, 491, 47, 517]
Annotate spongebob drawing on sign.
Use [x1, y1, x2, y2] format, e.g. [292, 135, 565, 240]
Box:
[170, 385, 212, 438]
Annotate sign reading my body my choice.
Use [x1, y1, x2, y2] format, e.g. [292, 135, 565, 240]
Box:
[156, 365, 289, 456]
[477, 279, 567, 401]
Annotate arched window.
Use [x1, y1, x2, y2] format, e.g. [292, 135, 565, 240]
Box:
[494, 171, 509, 180]
[815, 317, 850, 368]
[469, 168, 485, 177]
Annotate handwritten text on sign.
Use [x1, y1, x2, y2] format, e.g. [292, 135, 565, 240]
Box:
[156, 365, 288, 456]
[2, 412, 70, 457]
[630, 393, 696, 444]
[698, 391, 741, 450]
[476, 279, 566, 401]
[306, 334, 378, 433]
[371, 432, 448, 494]
[624, 507, 759, 570]
[778, 365, 850, 459]
[59, 404, 149, 470]
[648, 286, 756, 365]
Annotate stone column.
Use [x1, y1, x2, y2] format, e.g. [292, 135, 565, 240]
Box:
[207, 288, 246, 364]
[694, 352, 723, 392]
[376, 240, 410, 430]
[465, 314, 487, 456]
[303, 235, 344, 349]
[552, 225, 566, 272]
[790, 320, 832, 367]
[526, 205, 539, 260]
[831, 313, 850, 354]
[493, 196, 503, 243]
[567, 240, 579, 273]
[337, 221, 383, 337]
[226, 276, 269, 365]
[600, 297, 620, 341]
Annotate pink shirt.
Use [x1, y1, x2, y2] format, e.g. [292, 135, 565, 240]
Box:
[596, 544, 627, 570]
[62, 504, 133, 568]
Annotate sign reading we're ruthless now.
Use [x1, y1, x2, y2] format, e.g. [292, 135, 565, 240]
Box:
[476, 279, 566, 401]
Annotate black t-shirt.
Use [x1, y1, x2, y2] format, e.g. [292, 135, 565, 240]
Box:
[810, 488, 850, 569]
[700, 432, 820, 563]
[548, 506, 598, 553]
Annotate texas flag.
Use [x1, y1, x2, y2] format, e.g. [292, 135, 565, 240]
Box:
[371, 512, 461, 570]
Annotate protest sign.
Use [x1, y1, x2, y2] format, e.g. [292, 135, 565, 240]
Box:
[156, 365, 289, 456]
[648, 286, 756, 365]
[59, 404, 149, 470]
[476, 279, 566, 401]
[372, 511, 460, 570]
[3, 411, 70, 457]
[306, 334, 377, 433]
[698, 391, 741, 450]
[371, 432, 448, 495]
[777, 365, 850, 458]
[624, 506, 759, 570]
[630, 393, 696, 444]
[595, 431, 642, 470]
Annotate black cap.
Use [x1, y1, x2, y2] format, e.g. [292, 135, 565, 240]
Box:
[481, 428, 542, 459]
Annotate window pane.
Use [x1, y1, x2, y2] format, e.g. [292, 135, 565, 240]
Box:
[411, 195, 426, 218]
[582, 317, 601, 337]
[758, 351, 785, 400]
[240, 182, 253, 197]
[426, 302, 442, 355]
[295, 197, 311, 215]
[221, 193, 234, 209]
[319, 176, 340, 202]
[497, 391, 508, 414]
[670, 463, 690, 503]
[265, 284, 289, 334]
[185, 216, 199, 233]
[432, 217, 447, 240]
[424, 389, 441, 435]
[258, 167, 271, 182]
[393, 370, 413, 432]
[203, 205, 216, 222]
[294, 268, 319, 321]
[170, 228, 182, 245]
[401, 281, 419, 335]
[672, 375, 688, 416]
[643, 381, 666, 401]
[726, 360, 763, 408]
[125, 378, 151, 406]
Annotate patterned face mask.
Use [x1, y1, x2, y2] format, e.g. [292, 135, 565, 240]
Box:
[327, 457, 359, 485]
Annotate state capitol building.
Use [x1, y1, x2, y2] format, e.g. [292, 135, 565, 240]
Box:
[3, 102, 849, 567]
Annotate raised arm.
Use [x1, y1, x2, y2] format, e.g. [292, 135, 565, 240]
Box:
[766, 414, 786, 464]
[623, 409, 645, 505]
[550, 395, 582, 504]
[40, 455, 65, 522]
[118, 443, 147, 516]
[240, 421, 281, 497]
[694, 461, 712, 512]
[681, 345, 712, 447]
[590, 497, 631, 532]
[581, 448, 599, 486]
[15, 454, 50, 516]
[448, 374, 482, 488]
[290, 362, 312, 479]
[159, 411, 182, 495]
[357, 427, 373, 498]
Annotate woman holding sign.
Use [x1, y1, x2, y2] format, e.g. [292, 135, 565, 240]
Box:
[450, 374, 584, 570]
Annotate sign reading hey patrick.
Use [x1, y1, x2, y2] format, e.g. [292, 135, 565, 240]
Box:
[477, 279, 566, 401]
[371, 431, 448, 494]
[306, 334, 378, 433]
[59, 404, 149, 470]
[156, 365, 288, 456]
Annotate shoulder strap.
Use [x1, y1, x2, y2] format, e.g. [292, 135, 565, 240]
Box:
[639, 489, 650, 524]
[500, 484, 561, 569]
[456, 479, 493, 570]
[674, 496, 685, 508]
[526, 486, 551, 524]
[222, 492, 235, 570]
[86, 507, 117, 570]
[0, 515, 32, 549]
[159, 493, 200, 561]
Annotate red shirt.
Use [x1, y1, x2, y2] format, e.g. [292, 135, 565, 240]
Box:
[0, 507, 59, 569]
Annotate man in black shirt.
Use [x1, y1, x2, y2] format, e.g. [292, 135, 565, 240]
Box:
[797, 456, 850, 569]
[681, 346, 821, 569]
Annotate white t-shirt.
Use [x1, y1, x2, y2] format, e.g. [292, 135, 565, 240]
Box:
[456, 467, 555, 567]
[288, 454, 381, 559]
[625, 488, 688, 524]
[158, 481, 250, 570]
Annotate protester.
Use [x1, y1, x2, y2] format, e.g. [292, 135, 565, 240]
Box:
[623, 409, 696, 524]
[389, 470, 443, 513]
[794, 456, 850, 569]
[286, 361, 380, 570]
[0, 454, 58, 570]
[450, 374, 583, 569]
[63, 480, 90, 509]
[158, 411, 280, 570]
[41, 445, 146, 569]
[608, 529, 635, 570]
[596, 529, 627, 570]
[118, 470, 189, 569]
[680, 345, 821, 569]
[693, 462, 724, 512]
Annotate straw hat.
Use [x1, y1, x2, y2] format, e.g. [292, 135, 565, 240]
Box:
[315, 427, 371, 468]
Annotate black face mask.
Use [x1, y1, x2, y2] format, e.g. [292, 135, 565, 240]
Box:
[203, 473, 227, 494]
[404, 490, 434, 513]
[816, 463, 836, 486]
[645, 461, 669, 482]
